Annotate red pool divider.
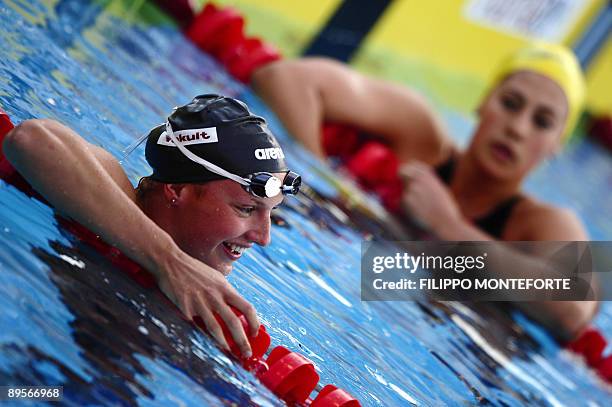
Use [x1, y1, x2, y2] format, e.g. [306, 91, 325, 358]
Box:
[185, 3, 245, 56]
[322, 123, 360, 160]
[221, 37, 281, 83]
[197, 302, 361, 405]
[0, 108, 27, 193]
[567, 328, 612, 383]
[0, 107, 14, 162]
[345, 141, 400, 187]
[311, 385, 361, 407]
[206, 307, 271, 362]
[568, 328, 607, 366]
[258, 346, 320, 404]
[0, 107, 13, 146]
[597, 355, 612, 381]
[184, 2, 280, 83]
[203, 304, 361, 405]
[344, 141, 403, 213]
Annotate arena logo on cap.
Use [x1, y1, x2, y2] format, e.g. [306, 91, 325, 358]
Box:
[157, 127, 218, 146]
[254, 147, 285, 160]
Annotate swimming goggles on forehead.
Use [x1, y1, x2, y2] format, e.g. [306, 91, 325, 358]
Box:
[165, 121, 301, 198]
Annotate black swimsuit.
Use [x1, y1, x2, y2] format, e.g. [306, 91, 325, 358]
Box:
[435, 156, 522, 238]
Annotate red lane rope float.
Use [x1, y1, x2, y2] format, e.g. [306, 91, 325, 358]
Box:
[0, 108, 20, 190]
[222, 38, 281, 84]
[345, 141, 400, 187]
[184, 2, 280, 83]
[566, 328, 612, 383]
[202, 305, 360, 405]
[337, 136, 404, 213]
[597, 355, 612, 381]
[323, 121, 406, 213]
[57, 218, 158, 288]
[321, 123, 360, 160]
[567, 328, 607, 366]
[205, 305, 361, 405]
[259, 346, 320, 404]
[185, 3, 245, 56]
[201, 307, 271, 362]
[203, 306, 361, 405]
[310, 385, 361, 407]
[0, 107, 13, 141]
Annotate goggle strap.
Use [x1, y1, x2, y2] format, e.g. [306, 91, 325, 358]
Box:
[119, 127, 156, 164]
[165, 121, 250, 186]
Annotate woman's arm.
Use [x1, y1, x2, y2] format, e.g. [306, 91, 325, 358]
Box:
[510, 205, 598, 341]
[252, 58, 452, 165]
[441, 211, 597, 341]
[400, 163, 597, 341]
[3, 119, 258, 356]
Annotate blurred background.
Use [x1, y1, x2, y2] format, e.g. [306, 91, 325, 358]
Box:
[200, 0, 611, 119]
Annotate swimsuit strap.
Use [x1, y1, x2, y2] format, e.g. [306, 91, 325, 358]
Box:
[473, 195, 522, 238]
[435, 155, 523, 238]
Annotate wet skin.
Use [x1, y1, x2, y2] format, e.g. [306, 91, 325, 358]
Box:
[467, 71, 569, 181]
[165, 175, 285, 276]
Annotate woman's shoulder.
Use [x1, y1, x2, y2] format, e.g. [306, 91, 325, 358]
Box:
[504, 196, 587, 240]
[90, 144, 137, 202]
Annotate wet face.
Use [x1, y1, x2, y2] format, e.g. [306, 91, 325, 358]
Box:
[467, 71, 569, 180]
[168, 176, 285, 275]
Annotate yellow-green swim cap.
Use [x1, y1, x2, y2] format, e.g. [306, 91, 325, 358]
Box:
[491, 42, 586, 141]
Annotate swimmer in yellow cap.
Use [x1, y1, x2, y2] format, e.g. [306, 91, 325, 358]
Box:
[252, 42, 597, 341]
[489, 41, 585, 142]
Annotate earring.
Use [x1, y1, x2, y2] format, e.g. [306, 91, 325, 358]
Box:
[170, 197, 178, 207]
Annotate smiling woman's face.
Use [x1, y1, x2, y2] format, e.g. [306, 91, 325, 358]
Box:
[168, 177, 285, 275]
[467, 71, 569, 181]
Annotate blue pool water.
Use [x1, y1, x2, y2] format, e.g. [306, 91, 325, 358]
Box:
[1, 0, 611, 405]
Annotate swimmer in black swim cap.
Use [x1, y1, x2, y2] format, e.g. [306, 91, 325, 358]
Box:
[144, 94, 300, 198]
[135, 94, 300, 275]
[3, 94, 294, 357]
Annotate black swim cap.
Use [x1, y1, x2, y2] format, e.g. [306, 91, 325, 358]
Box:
[145, 94, 288, 184]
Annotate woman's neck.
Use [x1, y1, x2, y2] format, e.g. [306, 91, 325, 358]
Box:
[449, 153, 522, 219]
